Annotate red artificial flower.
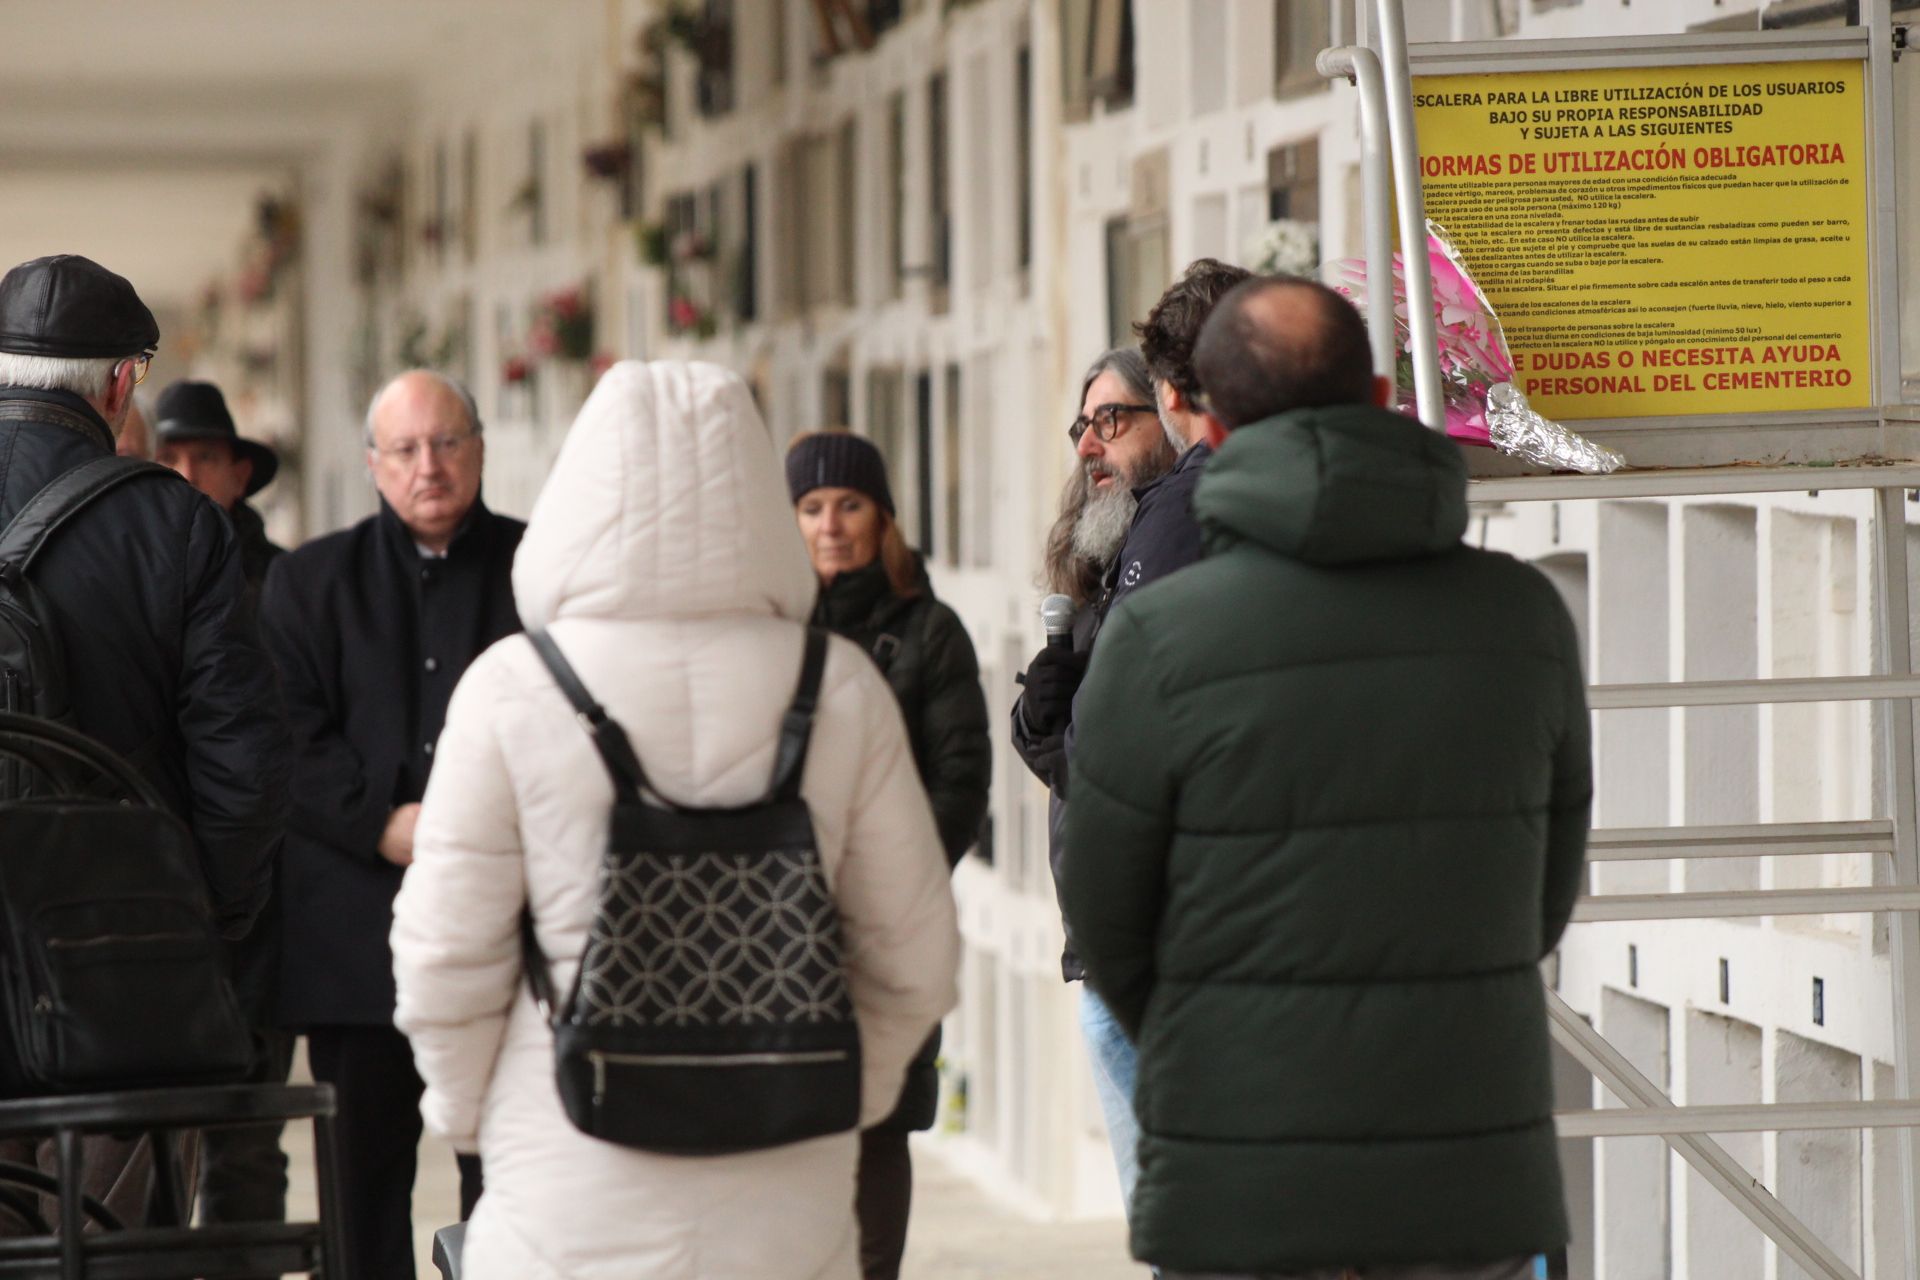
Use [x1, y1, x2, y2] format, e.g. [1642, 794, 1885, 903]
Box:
[502, 355, 531, 384]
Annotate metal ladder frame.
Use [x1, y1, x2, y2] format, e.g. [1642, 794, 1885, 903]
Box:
[1324, 3, 1920, 1276]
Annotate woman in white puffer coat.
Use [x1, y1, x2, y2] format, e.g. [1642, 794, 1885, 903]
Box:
[390, 360, 961, 1280]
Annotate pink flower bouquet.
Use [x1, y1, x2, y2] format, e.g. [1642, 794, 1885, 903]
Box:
[1323, 222, 1623, 474]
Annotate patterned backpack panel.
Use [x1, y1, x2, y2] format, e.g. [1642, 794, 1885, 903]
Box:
[574, 841, 855, 1029]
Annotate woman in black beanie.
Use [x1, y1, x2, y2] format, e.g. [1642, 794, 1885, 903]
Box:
[786, 430, 990, 1280]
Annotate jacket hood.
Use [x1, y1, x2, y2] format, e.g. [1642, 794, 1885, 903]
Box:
[1194, 403, 1469, 567]
[513, 360, 817, 629]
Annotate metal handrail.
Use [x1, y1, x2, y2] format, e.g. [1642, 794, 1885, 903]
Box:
[1316, 46, 1395, 381]
[1370, 0, 1442, 429]
[1547, 988, 1858, 1278]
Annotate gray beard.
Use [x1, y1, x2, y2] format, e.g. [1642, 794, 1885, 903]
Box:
[1071, 477, 1138, 564]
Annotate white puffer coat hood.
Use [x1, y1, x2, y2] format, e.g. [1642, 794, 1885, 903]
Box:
[393, 361, 959, 1280]
[512, 360, 816, 631]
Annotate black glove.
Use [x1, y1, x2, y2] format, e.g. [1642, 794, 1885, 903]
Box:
[1019, 644, 1089, 738]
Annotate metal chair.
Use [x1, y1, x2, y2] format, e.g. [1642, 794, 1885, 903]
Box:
[0, 1082, 344, 1278]
[431, 1221, 466, 1279]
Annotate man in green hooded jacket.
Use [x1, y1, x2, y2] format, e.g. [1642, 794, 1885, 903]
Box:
[1061, 277, 1592, 1279]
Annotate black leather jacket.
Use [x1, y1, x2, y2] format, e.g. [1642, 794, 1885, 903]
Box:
[0, 386, 290, 940]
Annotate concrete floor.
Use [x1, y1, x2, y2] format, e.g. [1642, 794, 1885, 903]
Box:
[281, 1074, 1143, 1278]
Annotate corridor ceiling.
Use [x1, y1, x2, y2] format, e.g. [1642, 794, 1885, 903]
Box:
[0, 0, 562, 307]
[0, 1, 559, 115]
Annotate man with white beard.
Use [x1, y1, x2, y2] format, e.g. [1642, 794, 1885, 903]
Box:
[1011, 345, 1175, 1218]
[1015, 262, 1251, 1241]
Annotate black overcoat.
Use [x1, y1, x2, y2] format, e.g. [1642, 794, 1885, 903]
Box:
[811, 555, 990, 1130]
[0, 387, 290, 939]
[222, 496, 286, 1020]
[259, 498, 523, 1026]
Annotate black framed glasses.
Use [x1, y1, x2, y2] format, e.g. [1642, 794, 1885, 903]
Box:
[1068, 402, 1155, 445]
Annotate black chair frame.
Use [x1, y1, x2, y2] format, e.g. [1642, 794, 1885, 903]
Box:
[0, 1082, 345, 1279]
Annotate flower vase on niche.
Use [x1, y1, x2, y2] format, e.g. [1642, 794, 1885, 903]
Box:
[528, 285, 597, 426]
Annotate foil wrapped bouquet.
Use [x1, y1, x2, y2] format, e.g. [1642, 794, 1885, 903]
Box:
[1322, 222, 1625, 475]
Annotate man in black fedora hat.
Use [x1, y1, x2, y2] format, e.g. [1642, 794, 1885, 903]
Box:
[155, 380, 285, 599]
[152, 377, 291, 1264]
[0, 258, 290, 1221]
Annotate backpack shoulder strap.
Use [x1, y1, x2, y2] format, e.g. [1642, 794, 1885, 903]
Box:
[527, 630, 655, 806]
[769, 627, 830, 802]
[520, 908, 557, 1022]
[0, 457, 173, 582]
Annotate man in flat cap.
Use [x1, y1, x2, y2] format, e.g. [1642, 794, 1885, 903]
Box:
[0, 255, 291, 1221]
[155, 380, 285, 600]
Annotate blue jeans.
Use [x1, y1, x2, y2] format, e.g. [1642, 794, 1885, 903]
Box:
[1079, 986, 1142, 1212]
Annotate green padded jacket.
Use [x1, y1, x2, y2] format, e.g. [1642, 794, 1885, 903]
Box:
[1061, 403, 1592, 1272]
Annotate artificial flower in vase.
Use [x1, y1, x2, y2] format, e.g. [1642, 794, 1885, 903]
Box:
[529, 286, 595, 362]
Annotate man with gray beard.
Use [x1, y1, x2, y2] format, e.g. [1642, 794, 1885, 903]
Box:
[1016, 263, 1250, 1237]
[1012, 346, 1174, 1221]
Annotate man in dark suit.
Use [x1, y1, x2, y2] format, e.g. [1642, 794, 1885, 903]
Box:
[259, 370, 523, 1280]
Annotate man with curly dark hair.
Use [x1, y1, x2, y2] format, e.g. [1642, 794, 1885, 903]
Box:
[1105, 257, 1251, 617]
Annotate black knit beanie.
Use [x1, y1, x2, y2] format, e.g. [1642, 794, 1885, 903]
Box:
[785, 431, 895, 514]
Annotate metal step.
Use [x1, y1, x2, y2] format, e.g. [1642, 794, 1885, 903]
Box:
[1589, 673, 1920, 710]
[1574, 885, 1920, 923]
[1556, 1098, 1920, 1140]
[1588, 820, 1895, 862]
[1468, 458, 1920, 504]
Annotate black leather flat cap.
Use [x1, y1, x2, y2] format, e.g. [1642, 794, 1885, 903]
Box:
[0, 255, 159, 358]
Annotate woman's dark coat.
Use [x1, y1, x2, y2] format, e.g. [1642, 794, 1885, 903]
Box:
[812, 555, 990, 1129]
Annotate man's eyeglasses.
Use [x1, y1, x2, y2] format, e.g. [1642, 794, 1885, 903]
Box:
[1068, 402, 1155, 446]
[372, 432, 477, 467]
[120, 352, 153, 386]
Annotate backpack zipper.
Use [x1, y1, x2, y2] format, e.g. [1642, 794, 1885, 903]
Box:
[591, 1048, 850, 1099]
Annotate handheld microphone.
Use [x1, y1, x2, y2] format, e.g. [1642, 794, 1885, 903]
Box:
[1040, 594, 1075, 651]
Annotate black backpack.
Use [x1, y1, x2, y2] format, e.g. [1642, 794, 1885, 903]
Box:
[0, 455, 175, 799]
[0, 712, 253, 1094]
[521, 627, 863, 1155]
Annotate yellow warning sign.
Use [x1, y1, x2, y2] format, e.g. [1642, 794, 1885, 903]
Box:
[1414, 59, 1870, 421]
